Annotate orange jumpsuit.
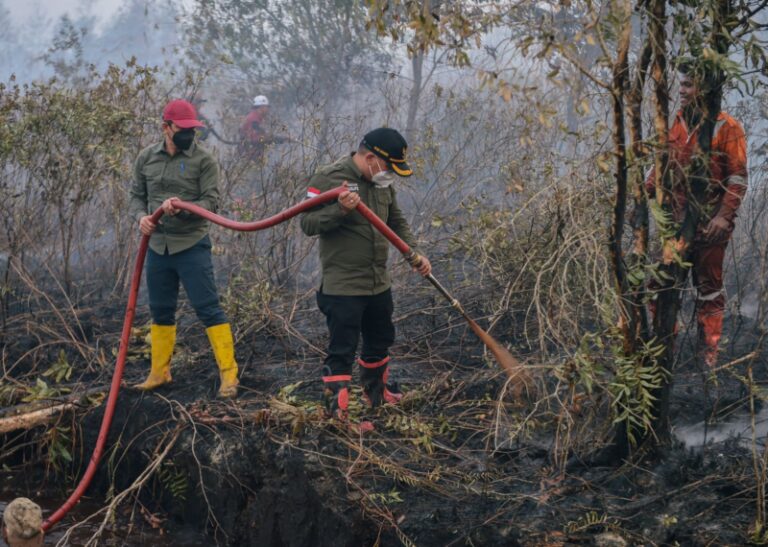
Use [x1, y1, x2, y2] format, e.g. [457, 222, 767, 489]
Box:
[240, 108, 268, 145]
[647, 110, 747, 365]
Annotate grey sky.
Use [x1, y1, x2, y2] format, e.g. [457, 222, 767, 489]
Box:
[6, 0, 123, 31]
[6, 0, 192, 33]
[8, 0, 121, 20]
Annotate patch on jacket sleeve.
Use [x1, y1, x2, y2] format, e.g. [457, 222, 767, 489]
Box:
[307, 186, 321, 198]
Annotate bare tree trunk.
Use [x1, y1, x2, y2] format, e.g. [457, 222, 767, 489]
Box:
[406, 52, 424, 142]
[626, 38, 653, 344]
[609, 0, 632, 351]
[648, 0, 674, 451]
[609, 14, 653, 460]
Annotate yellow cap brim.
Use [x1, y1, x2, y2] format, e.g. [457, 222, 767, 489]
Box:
[391, 162, 413, 177]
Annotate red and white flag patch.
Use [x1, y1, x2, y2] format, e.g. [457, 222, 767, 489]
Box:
[306, 187, 320, 198]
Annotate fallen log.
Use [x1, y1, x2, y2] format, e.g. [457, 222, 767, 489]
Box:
[0, 403, 75, 434]
[0, 384, 108, 418]
[0, 385, 107, 434]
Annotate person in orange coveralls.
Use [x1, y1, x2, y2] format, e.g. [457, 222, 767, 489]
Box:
[647, 59, 748, 367]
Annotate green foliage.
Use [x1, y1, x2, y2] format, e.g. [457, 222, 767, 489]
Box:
[384, 413, 436, 454]
[158, 461, 189, 502]
[608, 338, 669, 446]
[0, 60, 159, 295]
[21, 378, 70, 403]
[648, 200, 677, 240]
[566, 329, 670, 447]
[368, 488, 403, 505]
[42, 425, 73, 474]
[567, 332, 607, 395]
[43, 350, 74, 384]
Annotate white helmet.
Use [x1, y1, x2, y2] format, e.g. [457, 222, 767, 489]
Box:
[252, 95, 269, 107]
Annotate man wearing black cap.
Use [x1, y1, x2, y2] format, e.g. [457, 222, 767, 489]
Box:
[301, 128, 431, 423]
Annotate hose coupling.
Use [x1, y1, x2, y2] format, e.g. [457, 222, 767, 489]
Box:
[406, 251, 423, 268]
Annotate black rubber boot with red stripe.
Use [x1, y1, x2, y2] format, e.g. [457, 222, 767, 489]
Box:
[358, 357, 402, 408]
[321, 366, 351, 421]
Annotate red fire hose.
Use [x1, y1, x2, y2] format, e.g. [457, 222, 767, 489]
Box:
[42, 183, 522, 531]
[42, 186, 353, 530]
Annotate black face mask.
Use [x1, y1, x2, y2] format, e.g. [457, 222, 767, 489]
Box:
[172, 128, 195, 151]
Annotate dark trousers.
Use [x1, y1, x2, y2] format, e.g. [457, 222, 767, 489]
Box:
[146, 236, 227, 328]
[316, 289, 395, 376]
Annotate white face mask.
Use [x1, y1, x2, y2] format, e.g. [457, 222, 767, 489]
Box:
[368, 157, 397, 187]
[372, 170, 397, 187]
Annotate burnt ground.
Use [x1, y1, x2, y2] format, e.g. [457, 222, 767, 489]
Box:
[3, 308, 768, 546]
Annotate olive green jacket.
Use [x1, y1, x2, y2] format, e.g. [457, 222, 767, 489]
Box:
[300, 155, 416, 296]
[129, 141, 219, 255]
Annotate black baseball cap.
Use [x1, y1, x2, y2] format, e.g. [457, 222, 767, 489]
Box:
[360, 128, 412, 177]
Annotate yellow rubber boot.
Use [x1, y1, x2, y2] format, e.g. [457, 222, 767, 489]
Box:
[135, 324, 176, 391]
[207, 323, 239, 398]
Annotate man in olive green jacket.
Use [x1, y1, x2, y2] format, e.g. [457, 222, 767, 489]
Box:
[129, 99, 238, 398]
[301, 128, 431, 421]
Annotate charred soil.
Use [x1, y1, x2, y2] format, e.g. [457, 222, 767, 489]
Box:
[2, 310, 767, 546]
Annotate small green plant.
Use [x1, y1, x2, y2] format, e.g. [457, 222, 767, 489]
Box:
[43, 350, 73, 383]
[384, 414, 435, 454]
[368, 489, 403, 505]
[609, 338, 669, 446]
[42, 425, 73, 474]
[21, 378, 69, 403]
[566, 331, 607, 395]
[158, 461, 188, 501]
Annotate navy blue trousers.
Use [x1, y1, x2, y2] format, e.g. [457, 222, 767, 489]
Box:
[146, 236, 227, 328]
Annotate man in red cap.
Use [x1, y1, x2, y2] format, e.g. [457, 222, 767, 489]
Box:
[129, 99, 239, 398]
[301, 127, 431, 424]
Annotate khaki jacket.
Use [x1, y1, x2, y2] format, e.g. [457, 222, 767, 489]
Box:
[129, 141, 219, 255]
[300, 155, 416, 296]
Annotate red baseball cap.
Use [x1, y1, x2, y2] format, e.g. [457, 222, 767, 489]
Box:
[162, 99, 205, 129]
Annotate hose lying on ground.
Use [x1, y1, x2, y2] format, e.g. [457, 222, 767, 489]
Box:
[42, 185, 525, 531]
